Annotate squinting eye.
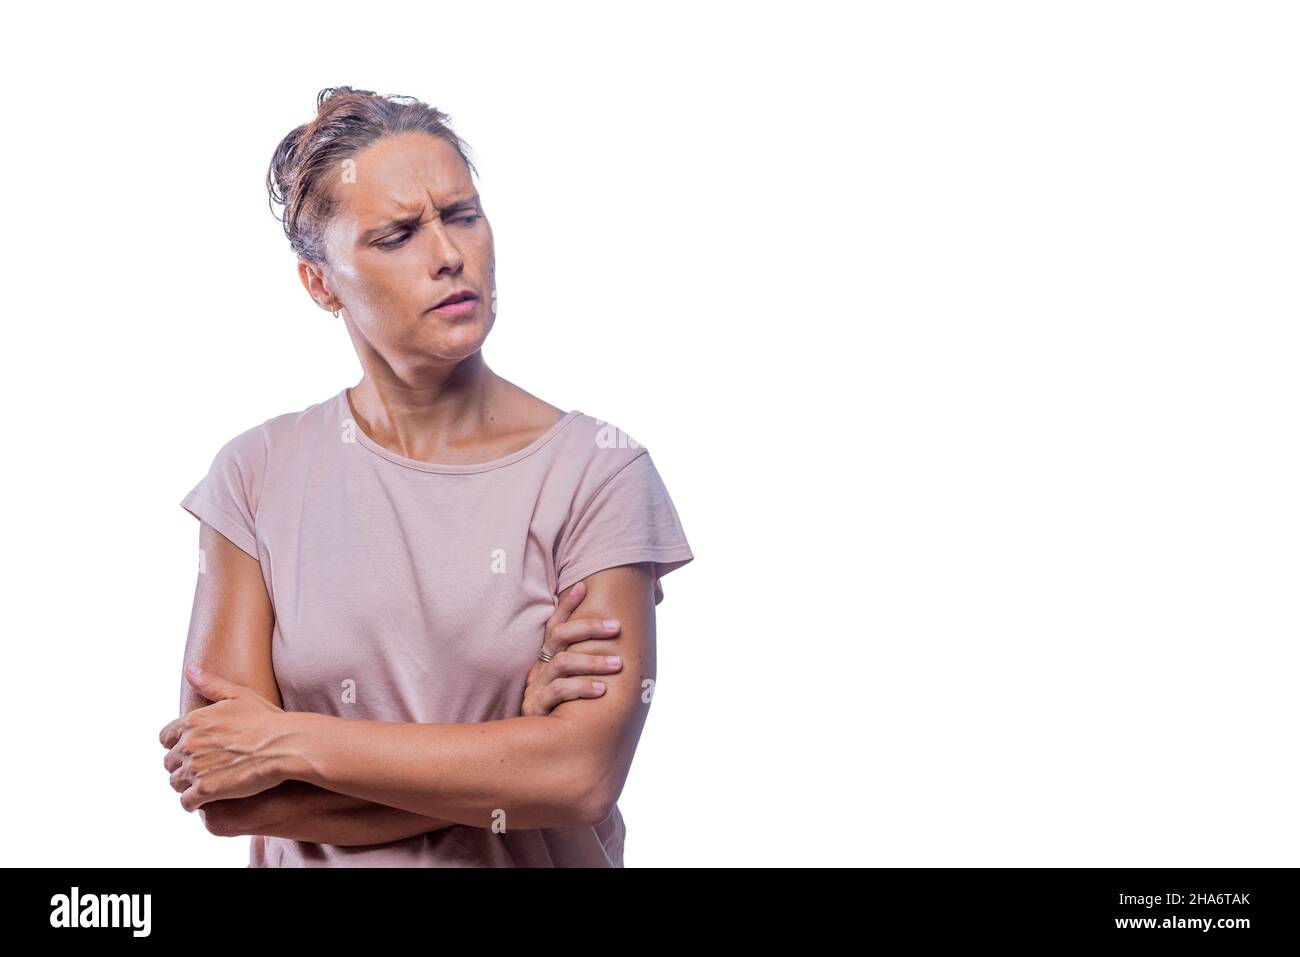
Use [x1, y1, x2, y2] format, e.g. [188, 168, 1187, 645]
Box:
[455, 214, 481, 225]
[377, 231, 410, 249]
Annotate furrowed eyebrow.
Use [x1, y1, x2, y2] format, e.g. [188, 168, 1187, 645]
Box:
[360, 194, 481, 242]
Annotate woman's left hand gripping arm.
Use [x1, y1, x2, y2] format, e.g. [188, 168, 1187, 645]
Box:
[159, 661, 297, 811]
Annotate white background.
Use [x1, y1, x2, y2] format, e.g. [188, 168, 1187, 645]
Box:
[1, 0, 1295, 866]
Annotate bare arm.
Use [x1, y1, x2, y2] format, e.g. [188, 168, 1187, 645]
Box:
[203, 779, 456, 846]
[275, 563, 658, 830]
[181, 521, 458, 844]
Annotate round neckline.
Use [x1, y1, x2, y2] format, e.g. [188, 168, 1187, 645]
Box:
[339, 387, 580, 474]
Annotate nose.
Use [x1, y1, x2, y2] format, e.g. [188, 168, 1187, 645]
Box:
[426, 219, 465, 276]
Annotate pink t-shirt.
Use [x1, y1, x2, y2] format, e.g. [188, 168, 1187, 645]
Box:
[179, 386, 694, 867]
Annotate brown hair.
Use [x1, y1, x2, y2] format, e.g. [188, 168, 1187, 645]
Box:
[266, 86, 479, 266]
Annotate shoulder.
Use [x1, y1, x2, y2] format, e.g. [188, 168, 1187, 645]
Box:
[257, 388, 353, 446]
[205, 390, 341, 472]
[263, 390, 342, 438]
[549, 411, 656, 490]
[204, 419, 269, 474]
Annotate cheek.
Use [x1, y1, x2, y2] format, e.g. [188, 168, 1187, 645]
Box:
[351, 270, 423, 324]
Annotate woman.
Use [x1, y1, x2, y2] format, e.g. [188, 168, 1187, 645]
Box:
[160, 86, 694, 867]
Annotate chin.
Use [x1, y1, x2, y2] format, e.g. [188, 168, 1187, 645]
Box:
[427, 328, 487, 354]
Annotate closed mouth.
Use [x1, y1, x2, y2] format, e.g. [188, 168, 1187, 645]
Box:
[433, 291, 477, 308]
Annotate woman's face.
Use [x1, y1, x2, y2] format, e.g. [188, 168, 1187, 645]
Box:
[306, 131, 496, 372]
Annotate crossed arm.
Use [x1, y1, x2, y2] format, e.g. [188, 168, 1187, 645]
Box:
[179, 521, 655, 845]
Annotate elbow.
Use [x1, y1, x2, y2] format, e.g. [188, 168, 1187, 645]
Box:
[573, 791, 613, 830]
[198, 796, 264, 838]
[199, 803, 242, 838]
[543, 719, 623, 827]
[569, 755, 618, 829]
[575, 788, 613, 830]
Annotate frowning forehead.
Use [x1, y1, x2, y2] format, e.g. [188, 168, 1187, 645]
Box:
[332, 132, 478, 238]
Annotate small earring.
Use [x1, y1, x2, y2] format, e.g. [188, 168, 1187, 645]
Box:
[331, 304, 341, 318]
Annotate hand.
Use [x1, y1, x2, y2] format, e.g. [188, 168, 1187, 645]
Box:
[165, 745, 276, 836]
[159, 662, 295, 811]
[521, 579, 624, 716]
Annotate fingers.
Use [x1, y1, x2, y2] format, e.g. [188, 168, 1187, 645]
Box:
[530, 676, 610, 714]
[543, 650, 624, 683]
[549, 579, 586, 623]
[547, 616, 621, 653]
[180, 782, 207, 813]
[163, 747, 182, 774]
[158, 716, 186, 748]
[163, 737, 194, 792]
[526, 650, 623, 715]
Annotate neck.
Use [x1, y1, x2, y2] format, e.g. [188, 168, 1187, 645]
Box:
[346, 351, 501, 458]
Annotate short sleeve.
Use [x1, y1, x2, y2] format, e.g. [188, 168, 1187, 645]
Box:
[555, 450, 694, 606]
[180, 424, 267, 560]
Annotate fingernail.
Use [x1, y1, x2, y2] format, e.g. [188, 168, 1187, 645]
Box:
[592, 682, 605, 692]
[606, 656, 621, 667]
[604, 619, 619, 629]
